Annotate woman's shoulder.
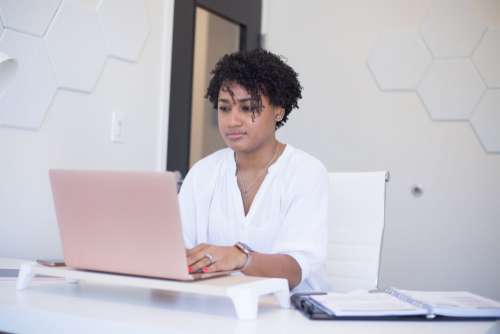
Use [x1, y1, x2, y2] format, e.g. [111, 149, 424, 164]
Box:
[271, 144, 329, 193]
[285, 145, 329, 176]
[184, 147, 232, 180]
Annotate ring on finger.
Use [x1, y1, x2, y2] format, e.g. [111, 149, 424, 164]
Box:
[204, 253, 215, 266]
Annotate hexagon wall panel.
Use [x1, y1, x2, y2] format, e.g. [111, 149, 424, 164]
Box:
[45, 0, 107, 92]
[472, 29, 500, 88]
[0, 0, 61, 37]
[0, 30, 57, 129]
[470, 90, 500, 153]
[368, 32, 431, 90]
[421, 0, 486, 58]
[97, 0, 150, 62]
[417, 59, 485, 120]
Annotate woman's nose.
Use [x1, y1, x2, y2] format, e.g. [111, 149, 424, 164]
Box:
[227, 108, 243, 126]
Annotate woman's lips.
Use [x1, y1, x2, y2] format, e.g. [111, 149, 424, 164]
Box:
[226, 132, 245, 140]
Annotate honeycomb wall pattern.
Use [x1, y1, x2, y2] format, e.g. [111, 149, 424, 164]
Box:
[420, 0, 486, 58]
[472, 29, 500, 89]
[0, 0, 151, 130]
[417, 59, 485, 120]
[0, 30, 57, 129]
[0, 0, 62, 37]
[45, 0, 107, 92]
[470, 90, 500, 153]
[368, 0, 500, 154]
[368, 32, 431, 91]
[98, 0, 150, 62]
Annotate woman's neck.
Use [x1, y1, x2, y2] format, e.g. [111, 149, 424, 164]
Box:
[235, 139, 281, 172]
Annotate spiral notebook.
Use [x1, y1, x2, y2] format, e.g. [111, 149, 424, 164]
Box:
[291, 288, 500, 320]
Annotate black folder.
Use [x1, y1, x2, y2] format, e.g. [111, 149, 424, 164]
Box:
[291, 292, 500, 321]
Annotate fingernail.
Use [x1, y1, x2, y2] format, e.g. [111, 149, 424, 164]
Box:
[188, 266, 193, 273]
[202, 267, 209, 273]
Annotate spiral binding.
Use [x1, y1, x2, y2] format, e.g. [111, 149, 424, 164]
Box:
[385, 287, 436, 319]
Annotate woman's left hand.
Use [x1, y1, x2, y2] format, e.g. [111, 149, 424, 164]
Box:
[187, 243, 247, 273]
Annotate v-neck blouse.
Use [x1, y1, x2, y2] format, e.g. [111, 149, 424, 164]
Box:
[178, 145, 330, 291]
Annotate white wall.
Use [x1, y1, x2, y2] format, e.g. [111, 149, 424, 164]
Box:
[0, 0, 173, 260]
[264, 0, 500, 299]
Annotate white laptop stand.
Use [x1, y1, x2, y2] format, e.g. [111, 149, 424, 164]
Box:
[16, 262, 290, 320]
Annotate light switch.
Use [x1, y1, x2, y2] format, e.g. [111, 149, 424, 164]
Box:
[111, 111, 124, 143]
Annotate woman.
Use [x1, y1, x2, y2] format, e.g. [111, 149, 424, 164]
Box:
[179, 49, 330, 291]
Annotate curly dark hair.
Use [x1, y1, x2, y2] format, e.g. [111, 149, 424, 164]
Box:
[205, 48, 302, 128]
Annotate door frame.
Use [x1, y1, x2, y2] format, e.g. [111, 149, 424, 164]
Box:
[166, 0, 262, 176]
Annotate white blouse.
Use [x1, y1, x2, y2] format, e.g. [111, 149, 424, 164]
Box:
[178, 144, 330, 291]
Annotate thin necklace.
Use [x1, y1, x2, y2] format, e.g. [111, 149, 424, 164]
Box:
[235, 142, 280, 197]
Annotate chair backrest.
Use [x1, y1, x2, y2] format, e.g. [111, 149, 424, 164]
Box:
[326, 171, 389, 292]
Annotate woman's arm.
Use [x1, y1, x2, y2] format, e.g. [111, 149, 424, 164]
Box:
[243, 252, 302, 289]
[187, 244, 302, 289]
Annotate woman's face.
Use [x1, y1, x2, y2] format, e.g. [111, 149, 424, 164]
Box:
[217, 82, 282, 153]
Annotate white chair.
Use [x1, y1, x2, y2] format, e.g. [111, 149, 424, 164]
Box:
[326, 171, 389, 292]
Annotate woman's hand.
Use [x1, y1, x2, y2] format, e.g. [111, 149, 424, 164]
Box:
[186, 243, 247, 273]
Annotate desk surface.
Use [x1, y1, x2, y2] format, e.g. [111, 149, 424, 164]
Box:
[1, 259, 498, 334]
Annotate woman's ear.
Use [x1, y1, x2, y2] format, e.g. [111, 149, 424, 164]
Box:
[274, 107, 285, 121]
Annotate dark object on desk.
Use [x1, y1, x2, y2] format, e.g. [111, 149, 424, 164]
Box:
[37, 259, 66, 267]
[0, 268, 60, 279]
[0, 269, 19, 277]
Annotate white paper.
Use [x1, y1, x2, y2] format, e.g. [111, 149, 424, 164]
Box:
[397, 290, 500, 317]
[311, 292, 427, 316]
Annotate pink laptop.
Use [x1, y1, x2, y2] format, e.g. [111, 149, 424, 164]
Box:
[49, 169, 224, 280]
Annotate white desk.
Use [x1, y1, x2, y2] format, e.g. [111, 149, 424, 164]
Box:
[1, 258, 498, 334]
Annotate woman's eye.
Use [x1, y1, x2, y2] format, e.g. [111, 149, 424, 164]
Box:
[241, 105, 251, 112]
[218, 105, 229, 112]
[240, 104, 259, 113]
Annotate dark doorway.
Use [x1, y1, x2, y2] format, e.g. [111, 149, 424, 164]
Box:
[166, 0, 262, 176]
